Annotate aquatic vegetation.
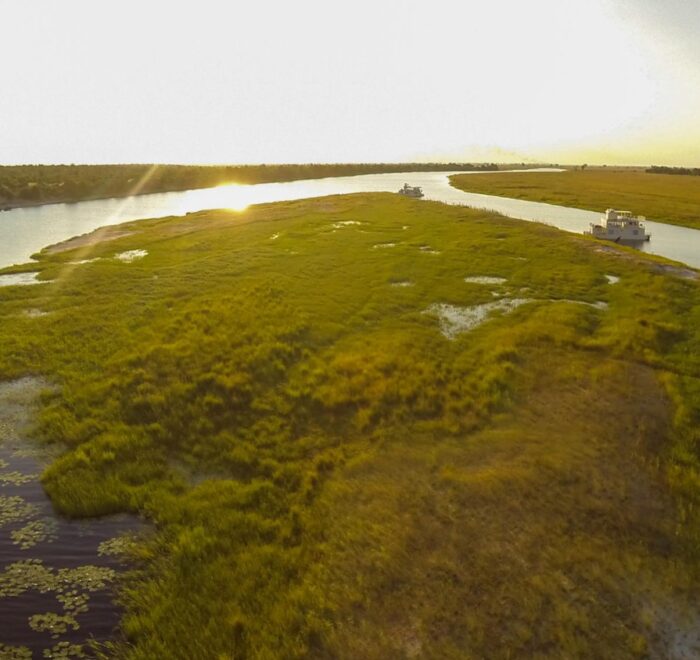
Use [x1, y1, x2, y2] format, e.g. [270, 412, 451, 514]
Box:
[0, 559, 115, 599]
[10, 447, 56, 460]
[10, 518, 58, 550]
[0, 559, 56, 597]
[98, 534, 137, 558]
[0, 470, 37, 486]
[0, 495, 39, 527]
[0, 193, 699, 657]
[0, 379, 128, 652]
[56, 591, 90, 616]
[42, 642, 85, 659]
[29, 612, 79, 636]
[0, 644, 32, 659]
[0, 559, 115, 650]
[57, 565, 117, 592]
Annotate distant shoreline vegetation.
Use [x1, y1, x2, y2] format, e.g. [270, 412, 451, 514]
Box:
[646, 165, 700, 176]
[450, 169, 700, 231]
[0, 162, 499, 210]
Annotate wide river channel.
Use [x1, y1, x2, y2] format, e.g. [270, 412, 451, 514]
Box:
[1, 170, 699, 270]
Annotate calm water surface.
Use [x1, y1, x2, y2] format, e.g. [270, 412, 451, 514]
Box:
[0, 378, 142, 657]
[1, 170, 699, 269]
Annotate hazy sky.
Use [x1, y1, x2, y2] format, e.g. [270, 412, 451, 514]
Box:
[1, 0, 698, 166]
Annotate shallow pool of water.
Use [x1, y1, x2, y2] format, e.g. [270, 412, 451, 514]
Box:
[0, 378, 143, 657]
[0, 273, 45, 287]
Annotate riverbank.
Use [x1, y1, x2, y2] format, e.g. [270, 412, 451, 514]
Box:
[449, 169, 700, 230]
[5, 169, 700, 273]
[0, 188, 182, 213]
[0, 162, 500, 213]
[1, 194, 699, 657]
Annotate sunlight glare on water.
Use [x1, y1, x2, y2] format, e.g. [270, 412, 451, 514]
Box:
[1, 170, 699, 270]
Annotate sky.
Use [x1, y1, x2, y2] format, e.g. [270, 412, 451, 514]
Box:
[1, 0, 698, 166]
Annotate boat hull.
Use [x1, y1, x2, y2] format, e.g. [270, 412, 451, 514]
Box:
[586, 224, 651, 242]
[583, 227, 651, 243]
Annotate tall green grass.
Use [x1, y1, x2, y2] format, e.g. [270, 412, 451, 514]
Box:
[450, 169, 700, 230]
[0, 193, 699, 657]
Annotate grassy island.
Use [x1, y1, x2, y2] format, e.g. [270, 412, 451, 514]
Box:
[450, 169, 700, 230]
[1, 194, 699, 658]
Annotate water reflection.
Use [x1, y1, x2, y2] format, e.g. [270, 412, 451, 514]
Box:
[1, 170, 699, 270]
[0, 273, 45, 287]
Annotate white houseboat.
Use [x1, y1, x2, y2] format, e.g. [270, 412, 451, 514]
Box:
[586, 209, 651, 242]
[398, 183, 424, 198]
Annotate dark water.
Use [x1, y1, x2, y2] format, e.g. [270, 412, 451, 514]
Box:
[0, 378, 142, 657]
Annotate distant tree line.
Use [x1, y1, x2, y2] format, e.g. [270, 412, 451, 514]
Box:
[0, 162, 499, 209]
[646, 165, 700, 176]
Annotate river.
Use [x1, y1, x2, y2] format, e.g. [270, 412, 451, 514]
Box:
[1, 170, 699, 270]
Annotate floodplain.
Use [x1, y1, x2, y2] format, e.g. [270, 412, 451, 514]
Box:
[450, 169, 700, 230]
[0, 193, 699, 658]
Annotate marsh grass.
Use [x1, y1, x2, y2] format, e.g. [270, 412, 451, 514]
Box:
[0, 193, 699, 658]
[450, 169, 700, 230]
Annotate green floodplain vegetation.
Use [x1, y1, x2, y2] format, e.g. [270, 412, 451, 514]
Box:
[450, 169, 700, 230]
[0, 162, 498, 210]
[0, 192, 699, 658]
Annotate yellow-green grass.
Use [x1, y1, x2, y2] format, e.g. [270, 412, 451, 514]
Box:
[450, 170, 700, 230]
[0, 162, 497, 210]
[0, 194, 699, 658]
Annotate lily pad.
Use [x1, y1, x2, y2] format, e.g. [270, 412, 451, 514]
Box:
[42, 642, 86, 659]
[11, 519, 59, 550]
[0, 644, 32, 659]
[0, 470, 38, 486]
[0, 495, 39, 528]
[29, 612, 79, 636]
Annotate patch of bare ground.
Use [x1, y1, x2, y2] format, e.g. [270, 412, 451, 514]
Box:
[44, 226, 135, 255]
[308, 352, 698, 658]
[579, 240, 699, 280]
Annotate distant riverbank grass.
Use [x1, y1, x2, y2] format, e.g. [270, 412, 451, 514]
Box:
[450, 169, 700, 230]
[0, 162, 498, 210]
[1, 194, 699, 657]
